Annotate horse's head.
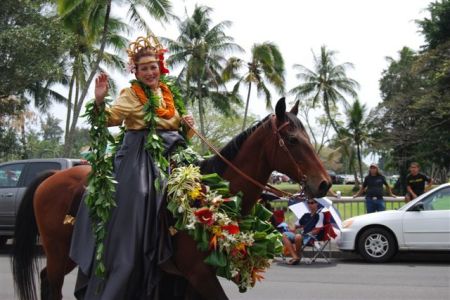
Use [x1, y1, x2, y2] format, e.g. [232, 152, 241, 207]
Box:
[267, 98, 332, 198]
[201, 98, 332, 213]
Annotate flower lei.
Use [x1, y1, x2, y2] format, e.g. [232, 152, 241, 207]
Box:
[84, 76, 186, 278]
[167, 165, 283, 292]
[132, 81, 176, 119]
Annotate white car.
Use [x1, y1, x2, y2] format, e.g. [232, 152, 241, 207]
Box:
[338, 183, 450, 262]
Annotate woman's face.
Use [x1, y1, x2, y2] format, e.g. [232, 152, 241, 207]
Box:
[369, 166, 377, 176]
[135, 58, 160, 90]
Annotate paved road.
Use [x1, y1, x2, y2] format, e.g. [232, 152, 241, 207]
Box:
[1, 250, 449, 300]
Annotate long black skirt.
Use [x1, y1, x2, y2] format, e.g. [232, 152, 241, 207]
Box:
[70, 130, 185, 299]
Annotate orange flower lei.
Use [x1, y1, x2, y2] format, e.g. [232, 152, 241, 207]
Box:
[131, 82, 175, 119]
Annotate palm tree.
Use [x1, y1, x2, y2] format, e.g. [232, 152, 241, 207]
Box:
[290, 45, 359, 134]
[57, 0, 172, 156]
[223, 42, 285, 130]
[344, 99, 369, 182]
[24, 63, 70, 113]
[58, 12, 129, 155]
[164, 5, 242, 151]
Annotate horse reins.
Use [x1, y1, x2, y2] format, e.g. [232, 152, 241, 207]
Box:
[183, 114, 307, 198]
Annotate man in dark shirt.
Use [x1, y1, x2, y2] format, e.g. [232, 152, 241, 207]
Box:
[354, 163, 396, 213]
[405, 162, 433, 202]
[282, 199, 324, 265]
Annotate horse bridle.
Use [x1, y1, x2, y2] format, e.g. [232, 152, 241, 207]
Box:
[183, 114, 307, 197]
[269, 115, 307, 189]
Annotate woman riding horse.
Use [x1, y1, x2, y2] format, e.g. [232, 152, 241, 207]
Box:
[69, 35, 195, 299]
[11, 37, 332, 299]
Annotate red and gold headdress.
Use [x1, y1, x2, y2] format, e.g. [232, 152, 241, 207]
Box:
[127, 34, 169, 74]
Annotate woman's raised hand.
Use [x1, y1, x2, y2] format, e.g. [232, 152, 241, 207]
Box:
[95, 73, 109, 105]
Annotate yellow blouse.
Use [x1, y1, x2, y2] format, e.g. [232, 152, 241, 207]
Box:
[105, 87, 182, 130]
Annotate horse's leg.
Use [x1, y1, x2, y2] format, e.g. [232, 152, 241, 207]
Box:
[40, 262, 75, 300]
[34, 166, 88, 299]
[174, 232, 228, 300]
[42, 240, 76, 300]
[40, 267, 50, 300]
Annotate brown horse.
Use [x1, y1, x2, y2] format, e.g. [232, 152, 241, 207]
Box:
[11, 98, 331, 300]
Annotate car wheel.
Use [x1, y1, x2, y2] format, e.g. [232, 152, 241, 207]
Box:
[357, 227, 397, 263]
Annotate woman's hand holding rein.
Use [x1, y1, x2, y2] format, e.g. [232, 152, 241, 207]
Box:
[182, 115, 195, 128]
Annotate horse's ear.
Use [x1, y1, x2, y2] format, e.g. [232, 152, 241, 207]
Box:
[290, 100, 299, 116]
[275, 97, 286, 121]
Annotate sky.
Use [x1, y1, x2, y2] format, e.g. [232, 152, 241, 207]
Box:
[49, 0, 431, 129]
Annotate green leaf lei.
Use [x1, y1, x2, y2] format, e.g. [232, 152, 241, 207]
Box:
[83, 100, 117, 278]
[84, 77, 186, 278]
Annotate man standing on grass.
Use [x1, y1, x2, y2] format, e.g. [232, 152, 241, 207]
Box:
[405, 162, 433, 202]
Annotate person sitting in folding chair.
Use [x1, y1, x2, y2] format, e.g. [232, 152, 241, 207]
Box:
[300, 208, 337, 264]
[282, 198, 325, 265]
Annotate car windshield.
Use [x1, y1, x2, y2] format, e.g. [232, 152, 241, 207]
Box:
[397, 185, 449, 211]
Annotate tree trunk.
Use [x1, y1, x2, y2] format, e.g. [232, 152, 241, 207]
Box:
[64, 75, 79, 157]
[242, 81, 252, 131]
[20, 121, 27, 159]
[356, 141, 363, 182]
[63, 71, 75, 155]
[324, 98, 341, 136]
[64, 0, 112, 157]
[197, 80, 207, 154]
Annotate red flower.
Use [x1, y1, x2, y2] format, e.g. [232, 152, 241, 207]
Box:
[194, 207, 214, 226]
[221, 224, 240, 235]
[230, 248, 247, 258]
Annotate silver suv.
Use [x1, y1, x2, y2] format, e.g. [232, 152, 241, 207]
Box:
[0, 158, 88, 246]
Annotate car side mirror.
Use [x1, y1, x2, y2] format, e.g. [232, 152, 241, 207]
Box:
[411, 202, 424, 212]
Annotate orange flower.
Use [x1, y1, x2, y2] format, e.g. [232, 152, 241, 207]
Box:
[251, 268, 265, 286]
[209, 234, 218, 250]
[132, 84, 147, 104]
[155, 82, 175, 119]
[231, 242, 247, 257]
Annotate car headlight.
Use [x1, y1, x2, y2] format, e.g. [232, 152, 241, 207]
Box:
[342, 219, 354, 228]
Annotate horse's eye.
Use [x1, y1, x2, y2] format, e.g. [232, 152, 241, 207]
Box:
[286, 136, 299, 145]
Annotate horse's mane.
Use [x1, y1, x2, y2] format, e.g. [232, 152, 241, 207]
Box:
[199, 116, 269, 175]
[199, 113, 305, 175]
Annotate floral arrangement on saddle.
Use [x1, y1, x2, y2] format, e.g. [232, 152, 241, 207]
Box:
[167, 165, 283, 292]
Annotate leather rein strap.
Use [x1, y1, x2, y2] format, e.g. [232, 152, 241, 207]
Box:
[183, 114, 306, 198]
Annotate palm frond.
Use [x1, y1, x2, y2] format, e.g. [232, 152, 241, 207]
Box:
[256, 81, 272, 109]
[222, 57, 243, 81]
[135, 0, 172, 22]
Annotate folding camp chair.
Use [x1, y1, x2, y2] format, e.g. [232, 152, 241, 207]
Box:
[300, 210, 337, 264]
